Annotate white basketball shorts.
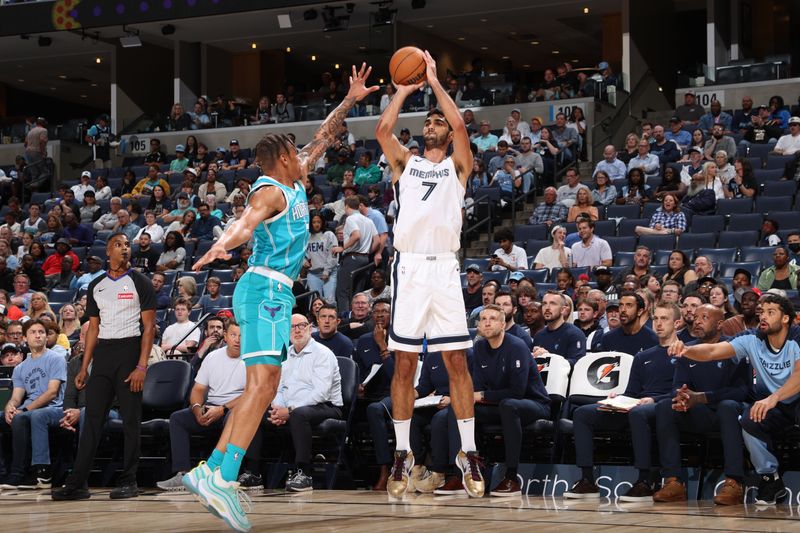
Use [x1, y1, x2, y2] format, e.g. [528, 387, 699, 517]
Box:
[388, 251, 473, 353]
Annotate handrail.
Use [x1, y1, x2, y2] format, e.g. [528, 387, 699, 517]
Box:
[349, 260, 376, 299]
[461, 191, 496, 250]
[590, 69, 656, 152]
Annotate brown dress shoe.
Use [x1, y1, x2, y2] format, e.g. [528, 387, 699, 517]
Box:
[490, 477, 521, 497]
[372, 465, 389, 491]
[434, 476, 465, 495]
[713, 478, 744, 506]
[653, 477, 687, 502]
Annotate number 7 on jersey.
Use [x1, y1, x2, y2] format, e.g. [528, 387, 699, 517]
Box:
[421, 181, 437, 201]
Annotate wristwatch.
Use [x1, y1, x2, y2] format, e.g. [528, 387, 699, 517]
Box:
[20, 407, 28, 412]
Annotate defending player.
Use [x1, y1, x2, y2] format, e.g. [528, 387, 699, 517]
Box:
[186, 64, 377, 532]
[375, 50, 484, 498]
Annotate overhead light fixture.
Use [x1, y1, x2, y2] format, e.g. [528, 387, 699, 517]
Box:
[523, 64, 531, 68]
[91, 83, 98, 87]
[501, 56, 510, 60]
[311, 55, 317, 61]
[96, 57, 102, 64]
[161, 24, 176, 35]
[572, 58, 579, 63]
[58, 74, 67, 79]
[119, 25, 141, 48]
[286, 46, 292, 52]
[303, 9, 318, 21]
[17, 79, 24, 83]
[531, 41, 540, 45]
[457, 37, 465, 41]
[335, 63, 340, 69]
[38, 36, 52, 47]
[80, 94, 88, 98]
[277, 14, 292, 28]
[480, 46, 488, 50]
[552, 50, 560, 54]
[322, 5, 350, 32]
[251, 42, 257, 49]
[583, 7, 589, 14]
[411, 0, 426, 8]
[379, 78, 385, 84]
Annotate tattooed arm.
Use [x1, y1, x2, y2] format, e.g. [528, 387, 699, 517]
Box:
[298, 63, 379, 173]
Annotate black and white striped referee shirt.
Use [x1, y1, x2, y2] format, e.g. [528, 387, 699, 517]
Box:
[85, 269, 156, 340]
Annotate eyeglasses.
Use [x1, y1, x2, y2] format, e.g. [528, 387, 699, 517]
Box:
[291, 323, 309, 330]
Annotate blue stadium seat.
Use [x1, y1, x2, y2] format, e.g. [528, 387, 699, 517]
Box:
[177, 270, 209, 284]
[720, 262, 762, 279]
[740, 143, 772, 161]
[739, 246, 776, 264]
[617, 218, 650, 236]
[716, 198, 753, 215]
[653, 249, 674, 265]
[514, 224, 548, 242]
[767, 211, 800, 232]
[755, 195, 793, 212]
[605, 236, 637, 255]
[765, 154, 795, 171]
[518, 269, 549, 283]
[678, 232, 717, 250]
[606, 204, 641, 219]
[463, 258, 490, 272]
[754, 168, 784, 182]
[726, 213, 763, 231]
[236, 167, 260, 181]
[717, 230, 759, 248]
[696, 247, 738, 264]
[526, 240, 550, 257]
[210, 269, 235, 282]
[638, 234, 676, 252]
[761, 181, 797, 198]
[613, 251, 635, 266]
[49, 288, 77, 303]
[483, 271, 509, 285]
[641, 202, 659, 219]
[650, 264, 669, 277]
[219, 282, 236, 296]
[594, 220, 616, 237]
[687, 214, 725, 233]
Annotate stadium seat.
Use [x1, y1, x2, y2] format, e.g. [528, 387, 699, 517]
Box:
[617, 218, 649, 237]
[719, 261, 762, 279]
[236, 167, 260, 181]
[755, 195, 793, 212]
[514, 224, 548, 242]
[754, 168, 784, 182]
[726, 213, 763, 231]
[483, 271, 509, 285]
[678, 232, 717, 250]
[761, 181, 797, 198]
[741, 143, 772, 161]
[48, 288, 77, 304]
[765, 154, 795, 171]
[606, 204, 641, 219]
[518, 269, 549, 283]
[177, 270, 209, 284]
[687, 214, 724, 233]
[604, 236, 637, 255]
[739, 246, 776, 264]
[717, 230, 759, 248]
[716, 198, 753, 215]
[696, 247, 738, 265]
[653, 249, 673, 265]
[594, 220, 616, 237]
[463, 258, 490, 272]
[650, 264, 669, 277]
[210, 269, 234, 282]
[638, 234, 676, 252]
[219, 282, 236, 296]
[526, 239, 550, 257]
[768, 211, 800, 232]
[641, 202, 659, 219]
[613, 251, 635, 267]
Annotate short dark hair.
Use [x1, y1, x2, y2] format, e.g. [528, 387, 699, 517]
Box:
[764, 218, 779, 231]
[22, 318, 47, 336]
[760, 293, 795, 321]
[495, 290, 517, 308]
[682, 292, 708, 304]
[577, 218, 596, 230]
[174, 297, 191, 310]
[576, 298, 598, 312]
[619, 290, 645, 311]
[494, 227, 513, 242]
[344, 197, 360, 210]
[426, 108, 452, 131]
[372, 297, 391, 309]
[318, 302, 338, 314]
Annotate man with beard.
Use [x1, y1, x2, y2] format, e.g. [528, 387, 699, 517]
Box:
[597, 292, 658, 354]
[613, 246, 652, 286]
[680, 168, 716, 216]
[467, 281, 499, 327]
[669, 293, 800, 506]
[677, 293, 706, 342]
[703, 123, 737, 161]
[575, 298, 603, 352]
[653, 304, 748, 505]
[683, 256, 714, 296]
[565, 302, 679, 501]
[699, 101, 733, 135]
[494, 291, 532, 350]
[514, 137, 544, 195]
[722, 287, 761, 336]
[522, 301, 544, 336]
[531, 290, 586, 366]
[649, 125, 681, 165]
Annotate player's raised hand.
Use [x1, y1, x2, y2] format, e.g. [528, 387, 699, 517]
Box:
[667, 340, 687, 358]
[346, 63, 380, 102]
[422, 50, 439, 83]
[192, 242, 231, 271]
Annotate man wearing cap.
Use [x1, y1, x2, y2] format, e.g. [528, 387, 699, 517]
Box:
[132, 164, 171, 198]
[42, 239, 80, 277]
[222, 140, 247, 171]
[723, 287, 761, 336]
[773, 117, 800, 156]
[0, 343, 23, 368]
[665, 117, 692, 151]
[168, 145, 190, 175]
[71, 171, 95, 203]
[592, 266, 617, 300]
[62, 211, 94, 247]
[462, 264, 484, 314]
[197, 168, 228, 203]
[473, 120, 499, 154]
[675, 92, 704, 125]
[161, 192, 197, 224]
[698, 101, 733, 135]
[72, 255, 106, 290]
[510, 108, 531, 138]
[85, 114, 112, 168]
[593, 145, 628, 181]
[326, 149, 354, 186]
[354, 151, 382, 185]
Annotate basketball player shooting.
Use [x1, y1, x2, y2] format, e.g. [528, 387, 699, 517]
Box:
[375, 49, 484, 499]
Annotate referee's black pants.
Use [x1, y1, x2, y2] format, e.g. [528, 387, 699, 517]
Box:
[68, 338, 143, 487]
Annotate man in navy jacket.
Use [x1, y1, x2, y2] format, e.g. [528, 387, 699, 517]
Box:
[565, 302, 680, 501]
[653, 304, 749, 505]
[532, 290, 587, 365]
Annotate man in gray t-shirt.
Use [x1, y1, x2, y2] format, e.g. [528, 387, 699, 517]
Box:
[333, 197, 378, 312]
[514, 137, 544, 194]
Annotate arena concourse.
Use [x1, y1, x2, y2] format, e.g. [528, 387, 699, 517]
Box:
[0, 0, 799, 531]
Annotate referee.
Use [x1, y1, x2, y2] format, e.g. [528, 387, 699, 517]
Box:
[52, 232, 156, 500]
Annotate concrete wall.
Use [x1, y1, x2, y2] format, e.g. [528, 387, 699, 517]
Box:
[674, 77, 800, 109]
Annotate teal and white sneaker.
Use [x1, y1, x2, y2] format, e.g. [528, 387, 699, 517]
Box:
[182, 462, 219, 518]
[197, 469, 253, 532]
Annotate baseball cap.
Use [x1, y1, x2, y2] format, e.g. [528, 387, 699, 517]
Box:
[400, 128, 410, 134]
[183, 167, 198, 177]
[465, 264, 481, 274]
[594, 265, 612, 276]
[83, 190, 95, 197]
[509, 272, 525, 282]
[733, 268, 753, 282]
[229, 139, 239, 145]
[578, 273, 590, 282]
[511, 108, 521, 114]
[734, 286, 761, 304]
[81, 171, 92, 178]
[338, 148, 350, 157]
[766, 288, 787, 298]
[215, 146, 226, 153]
[55, 238, 71, 249]
[697, 275, 717, 286]
[669, 116, 681, 123]
[176, 192, 189, 200]
[685, 90, 695, 96]
[0, 343, 20, 355]
[757, 104, 769, 110]
[688, 146, 702, 154]
[406, 139, 420, 149]
[598, 61, 610, 70]
[606, 299, 620, 309]
[175, 144, 185, 152]
[87, 255, 103, 263]
[789, 116, 800, 125]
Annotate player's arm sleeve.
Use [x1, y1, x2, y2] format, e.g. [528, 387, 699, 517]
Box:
[195, 357, 210, 387]
[705, 360, 749, 404]
[622, 357, 644, 398]
[85, 280, 101, 318]
[672, 359, 689, 393]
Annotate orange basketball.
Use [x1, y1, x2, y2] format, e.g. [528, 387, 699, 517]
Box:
[389, 46, 427, 86]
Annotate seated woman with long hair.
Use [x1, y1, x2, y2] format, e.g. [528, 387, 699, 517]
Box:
[635, 193, 686, 236]
[567, 187, 599, 222]
[662, 249, 697, 287]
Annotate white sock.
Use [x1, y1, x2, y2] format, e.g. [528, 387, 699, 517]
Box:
[457, 418, 477, 453]
[393, 419, 411, 452]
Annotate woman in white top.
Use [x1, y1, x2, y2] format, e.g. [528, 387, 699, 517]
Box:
[304, 213, 339, 303]
[379, 84, 395, 113]
[533, 225, 572, 269]
[133, 210, 165, 244]
[16, 232, 33, 261]
[94, 176, 113, 201]
[715, 150, 736, 186]
[703, 161, 726, 200]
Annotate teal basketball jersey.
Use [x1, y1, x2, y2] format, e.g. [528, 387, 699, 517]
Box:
[247, 176, 310, 281]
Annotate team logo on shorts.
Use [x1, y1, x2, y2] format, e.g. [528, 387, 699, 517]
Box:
[263, 304, 282, 318]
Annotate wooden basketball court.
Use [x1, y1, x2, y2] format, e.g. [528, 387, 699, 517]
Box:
[3, 488, 800, 532]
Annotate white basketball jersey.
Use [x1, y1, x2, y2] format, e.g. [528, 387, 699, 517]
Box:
[393, 155, 464, 254]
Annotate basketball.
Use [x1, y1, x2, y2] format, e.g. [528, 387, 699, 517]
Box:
[389, 46, 427, 86]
